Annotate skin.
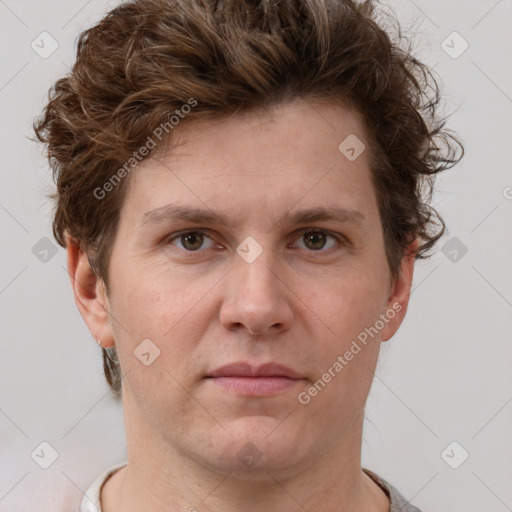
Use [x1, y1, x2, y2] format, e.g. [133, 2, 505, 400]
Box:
[68, 97, 417, 512]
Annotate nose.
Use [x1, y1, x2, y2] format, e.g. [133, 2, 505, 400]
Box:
[219, 249, 294, 337]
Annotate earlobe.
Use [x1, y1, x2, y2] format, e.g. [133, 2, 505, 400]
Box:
[381, 238, 419, 342]
[66, 237, 115, 348]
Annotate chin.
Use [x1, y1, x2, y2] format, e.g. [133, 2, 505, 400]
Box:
[198, 417, 311, 478]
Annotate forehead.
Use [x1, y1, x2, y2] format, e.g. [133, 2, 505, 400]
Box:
[166, 98, 369, 166]
[121, 98, 378, 227]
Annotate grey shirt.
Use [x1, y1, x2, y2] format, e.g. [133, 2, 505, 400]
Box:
[80, 464, 422, 511]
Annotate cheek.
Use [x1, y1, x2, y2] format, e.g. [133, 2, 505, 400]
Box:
[108, 272, 207, 420]
[316, 269, 388, 341]
[302, 270, 387, 400]
[111, 264, 212, 337]
[299, 282, 383, 418]
[108, 266, 222, 389]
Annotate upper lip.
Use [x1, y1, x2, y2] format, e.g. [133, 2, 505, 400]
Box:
[208, 362, 303, 379]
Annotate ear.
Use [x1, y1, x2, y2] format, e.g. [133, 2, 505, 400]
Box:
[381, 237, 419, 342]
[66, 237, 115, 348]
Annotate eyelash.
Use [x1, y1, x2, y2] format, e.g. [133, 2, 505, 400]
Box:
[165, 228, 347, 256]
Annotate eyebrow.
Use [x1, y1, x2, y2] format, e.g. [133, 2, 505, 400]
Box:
[140, 204, 367, 230]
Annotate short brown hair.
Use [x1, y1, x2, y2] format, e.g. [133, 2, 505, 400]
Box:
[34, 0, 463, 395]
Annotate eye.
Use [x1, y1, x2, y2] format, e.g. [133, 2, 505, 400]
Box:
[168, 230, 216, 251]
[165, 228, 344, 255]
[293, 229, 341, 251]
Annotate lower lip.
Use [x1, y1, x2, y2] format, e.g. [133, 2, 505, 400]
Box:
[207, 376, 303, 396]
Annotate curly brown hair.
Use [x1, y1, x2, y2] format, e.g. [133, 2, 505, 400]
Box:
[34, 0, 463, 395]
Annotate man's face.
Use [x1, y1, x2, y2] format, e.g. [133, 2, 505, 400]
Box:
[98, 99, 411, 476]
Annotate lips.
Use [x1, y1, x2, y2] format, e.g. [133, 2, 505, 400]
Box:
[207, 362, 302, 380]
[206, 362, 305, 396]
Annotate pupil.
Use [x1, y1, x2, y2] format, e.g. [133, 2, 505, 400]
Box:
[306, 232, 325, 250]
[182, 232, 202, 250]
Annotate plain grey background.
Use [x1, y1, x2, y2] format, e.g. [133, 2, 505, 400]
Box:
[1, 0, 511, 510]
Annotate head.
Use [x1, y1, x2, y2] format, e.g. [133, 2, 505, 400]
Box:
[35, 0, 462, 476]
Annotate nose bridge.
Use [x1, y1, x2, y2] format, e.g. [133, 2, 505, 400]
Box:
[233, 243, 282, 305]
[220, 240, 293, 335]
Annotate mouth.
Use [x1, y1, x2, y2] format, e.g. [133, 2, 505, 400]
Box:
[205, 362, 305, 397]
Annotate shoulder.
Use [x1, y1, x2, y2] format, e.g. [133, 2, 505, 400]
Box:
[79, 462, 127, 512]
[363, 468, 424, 512]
